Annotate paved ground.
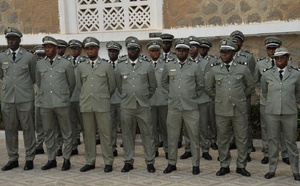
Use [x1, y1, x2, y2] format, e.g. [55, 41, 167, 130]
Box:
[0, 131, 299, 186]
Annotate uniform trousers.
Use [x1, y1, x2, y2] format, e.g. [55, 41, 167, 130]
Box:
[216, 108, 248, 168]
[266, 114, 299, 173]
[70, 101, 83, 149]
[110, 103, 121, 152]
[35, 106, 44, 150]
[82, 112, 113, 165]
[2, 101, 36, 161]
[40, 107, 72, 160]
[167, 109, 200, 167]
[121, 104, 155, 165]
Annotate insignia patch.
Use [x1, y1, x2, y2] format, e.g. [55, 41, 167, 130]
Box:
[268, 81, 273, 86]
[123, 75, 127, 79]
[3, 62, 8, 65]
[170, 69, 176, 72]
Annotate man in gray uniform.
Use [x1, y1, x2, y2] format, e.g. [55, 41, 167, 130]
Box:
[106, 40, 123, 157]
[78, 37, 116, 173]
[199, 38, 218, 150]
[180, 36, 213, 161]
[147, 40, 168, 159]
[255, 36, 289, 165]
[206, 38, 254, 177]
[261, 47, 300, 181]
[0, 27, 36, 171]
[68, 39, 86, 155]
[230, 30, 256, 161]
[36, 36, 75, 171]
[160, 33, 177, 62]
[115, 36, 157, 173]
[162, 38, 204, 175]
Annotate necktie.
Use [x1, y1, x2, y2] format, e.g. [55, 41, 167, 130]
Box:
[112, 61, 115, 69]
[164, 53, 168, 61]
[91, 61, 94, 68]
[271, 59, 275, 67]
[50, 60, 53, 65]
[225, 64, 230, 72]
[279, 70, 283, 81]
[12, 52, 16, 61]
[179, 62, 184, 69]
[154, 62, 157, 68]
[73, 57, 77, 65]
[132, 63, 135, 68]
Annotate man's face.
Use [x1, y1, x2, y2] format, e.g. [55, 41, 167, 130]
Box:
[44, 44, 57, 59]
[57, 46, 67, 56]
[70, 46, 82, 58]
[127, 47, 140, 61]
[275, 54, 289, 69]
[175, 48, 189, 62]
[199, 47, 209, 57]
[219, 50, 235, 64]
[6, 36, 21, 51]
[234, 38, 243, 51]
[162, 41, 172, 53]
[189, 45, 199, 58]
[84, 46, 99, 60]
[108, 49, 120, 61]
[148, 49, 161, 61]
[266, 47, 277, 58]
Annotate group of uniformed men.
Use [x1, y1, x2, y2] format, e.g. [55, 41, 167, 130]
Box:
[0, 26, 299, 181]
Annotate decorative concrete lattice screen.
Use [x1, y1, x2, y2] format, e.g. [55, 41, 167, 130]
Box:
[77, 0, 152, 32]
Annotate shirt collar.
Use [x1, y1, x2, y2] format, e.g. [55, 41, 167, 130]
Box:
[10, 47, 20, 55]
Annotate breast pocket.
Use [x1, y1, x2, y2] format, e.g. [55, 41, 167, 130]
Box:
[215, 76, 223, 86]
[137, 71, 147, 81]
[96, 72, 107, 81]
[1, 64, 9, 74]
[39, 69, 48, 77]
[56, 69, 66, 79]
[168, 71, 177, 80]
[233, 75, 243, 85]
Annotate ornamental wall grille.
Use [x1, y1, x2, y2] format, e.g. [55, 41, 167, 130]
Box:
[76, 0, 156, 32]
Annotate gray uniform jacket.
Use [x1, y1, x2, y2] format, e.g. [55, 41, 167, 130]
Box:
[36, 56, 75, 108]
[77, 58, 116, 112]
[0, 47, 36, 103]
[234, 50, 256, 76]
[261, 66, 300, 115]
[115, 56, 157, 109]
[70, 55, 86, 102]
[107, 59, 122, 105]
[150, 58, 168, 106]
[161, 57, 205, 111]
[205, 59, 255, 116]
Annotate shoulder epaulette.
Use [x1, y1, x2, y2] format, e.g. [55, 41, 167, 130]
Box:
[239, 52, 248, 58]
[210, 62, 220, 67]
[257, 57, 266, 62]
[237, 61, 248, 66]
[118, 55, 127, 63]
[139, 54, 151, 62]
[291, 66, 300, 71]
[78, 56, 87, 63]
[166, 57, 175, 63]
[0, 50, 5, 53]
[101, 58, 109, 62]
[263, 66, 273, 72]
[244, 50, 253, 54]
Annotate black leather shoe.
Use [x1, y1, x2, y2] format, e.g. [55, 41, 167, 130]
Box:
[77, 138, 81, 145]
[178, 142, 182, 148]
[35, 148, 45, 155]
[202, 152, 212, 160]
[192, 166, 200, 175]
[293, 173, 300, 181]
[96, 139, 101, 145]
[264, 172, 275, 179]
[41, 160, 57, 170]
[147, 164, 155, 173]
[261, 157, 269, 164]
[2, 161, 19, 171]
[121, 163, 133, 173]
[104, 165, 113, 173]
[113, 150, 118, 157]
[216, 167, 230, 176]
[246, 154, 251, 162]
[56, 149, 62, 156]
[229, 143, 237, 150]
[251, 144, 256, 152]
[282, 157, 290, 165]
[71, 148, 78, 156]
[236, 168, 251, 177]
[120, 143, 123, 147]
[158, 141, 163, 148]
[62, 159, 71, 171]
[163, 164, 177, 174]
[80, 164, 95, 172]
[155, 151, 159, 157]
[24, 161, 33, 171]
[180, 151, 192, 159]
[165, 153, 168, 160]
[211, 143, 218, 150]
